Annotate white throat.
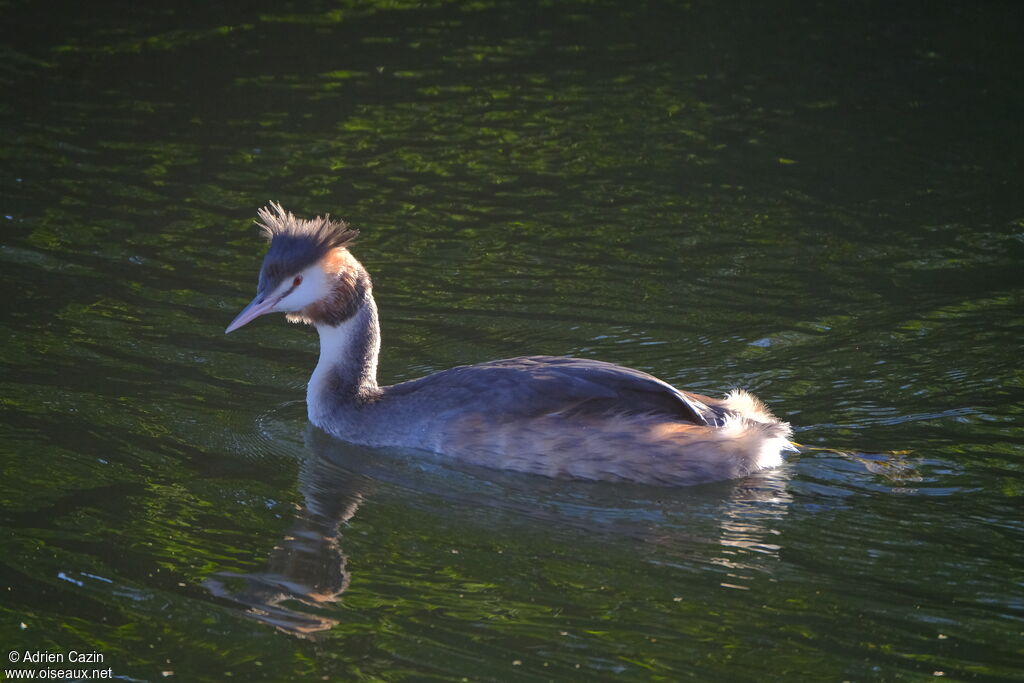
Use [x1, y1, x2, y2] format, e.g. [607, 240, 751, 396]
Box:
[306, 299, 380, 425]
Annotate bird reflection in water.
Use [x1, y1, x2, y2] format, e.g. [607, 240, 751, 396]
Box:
[201, 419, 921, 638]
[203, 428, 808, 636]
[204, 430, 369, 636]
[203, 423, 919, 636]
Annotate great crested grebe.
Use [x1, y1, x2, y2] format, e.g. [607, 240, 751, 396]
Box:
[226, 203, 795, 486]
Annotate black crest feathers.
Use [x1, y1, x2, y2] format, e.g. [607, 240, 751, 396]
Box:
[256, 201, 358, 251]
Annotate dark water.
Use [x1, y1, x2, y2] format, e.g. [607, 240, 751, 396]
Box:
[2, 0, 1023, 680]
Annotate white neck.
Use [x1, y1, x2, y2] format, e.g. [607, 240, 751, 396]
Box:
[306, 298, 380, 426]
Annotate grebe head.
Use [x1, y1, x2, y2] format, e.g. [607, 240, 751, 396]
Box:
[225, 202, 366, 333]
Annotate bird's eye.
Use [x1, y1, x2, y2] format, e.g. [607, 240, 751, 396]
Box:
[293, 275, 303, 287]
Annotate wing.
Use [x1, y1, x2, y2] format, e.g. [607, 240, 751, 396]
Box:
[384, 356, 722, 427]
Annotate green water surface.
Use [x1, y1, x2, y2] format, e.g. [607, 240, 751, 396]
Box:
[1, 0, 1022, 680]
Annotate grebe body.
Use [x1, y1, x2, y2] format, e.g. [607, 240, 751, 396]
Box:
[226, 204, 795, 486]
